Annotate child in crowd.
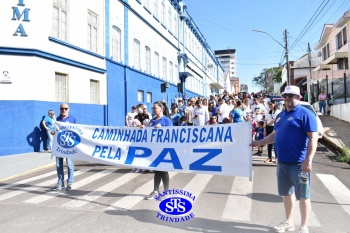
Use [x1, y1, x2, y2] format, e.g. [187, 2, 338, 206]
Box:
[179, 116, 187, 126]
[254, 121, 265, 156]
[207, 116, 217, 125]
[222, 117, 231, 124]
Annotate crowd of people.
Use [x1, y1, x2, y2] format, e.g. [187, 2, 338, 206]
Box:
[43, 85, 316, 233]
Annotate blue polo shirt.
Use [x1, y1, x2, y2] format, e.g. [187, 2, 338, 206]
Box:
[230, 108, 244, 122]
[149, 115, 173, 127]
[274, 104, 318, 163]
[56, 115, 77, 123]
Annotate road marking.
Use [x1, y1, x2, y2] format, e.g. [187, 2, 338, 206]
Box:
[0, 170, 57, 191]
[63, 172, 141, 208]
[22, 169, 90, 204]
[317, 174, 350, 216]
[221, 175, 253, 221]
[182, 174, 213, 200]
[107, 172, 177, 211]
[0, 169, 88, 201]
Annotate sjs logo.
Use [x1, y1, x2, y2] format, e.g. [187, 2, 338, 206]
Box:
[57, 131, 81, 148]
[159, 197, 192, 215]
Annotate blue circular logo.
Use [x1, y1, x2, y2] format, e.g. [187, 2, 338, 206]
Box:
[57, 131, 81, 148]
[159, 197, 192, 216]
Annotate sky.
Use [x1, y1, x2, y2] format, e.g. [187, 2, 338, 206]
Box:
[185, 0, 350, 93]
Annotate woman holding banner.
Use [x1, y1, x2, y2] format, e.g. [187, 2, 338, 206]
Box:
[145, 101, 173, 200]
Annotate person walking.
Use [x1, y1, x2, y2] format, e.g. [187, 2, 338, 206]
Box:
[42, 110, 56, 152]
[125, 106, 137, 127]
[318, 90, 327, 115]
[251, 85, 318, 233]
[192, 100, 209, 126]
[51, 103, 77, 191]
[264, 100, 281, 163]
[230, 100, 247, 123]
[146, 101, 173, 200]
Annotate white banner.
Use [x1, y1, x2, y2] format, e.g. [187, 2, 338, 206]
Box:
[52, 122, 252, 177]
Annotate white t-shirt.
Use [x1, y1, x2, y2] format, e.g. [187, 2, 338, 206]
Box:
[251, 103, 265, 122]
[186, 106, 194, 123]
[192, 106, 209, 126]
[125, 112, 137, 126]
[265, 109, 281, 126]
[218, 103, 231, 123]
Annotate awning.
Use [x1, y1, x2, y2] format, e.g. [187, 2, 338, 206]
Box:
[210, 82, 224, 90]
[324, 52, 348, 64]
[313, 64, 331, 71]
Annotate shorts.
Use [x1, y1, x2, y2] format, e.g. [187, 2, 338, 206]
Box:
[276, 162, 310, 200]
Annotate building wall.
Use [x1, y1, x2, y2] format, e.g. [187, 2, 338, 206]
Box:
[0, 0, 221, 156]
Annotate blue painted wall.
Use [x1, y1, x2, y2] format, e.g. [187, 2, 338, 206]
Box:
[0, 64, 199, 156]
[0, 101, 105, 156]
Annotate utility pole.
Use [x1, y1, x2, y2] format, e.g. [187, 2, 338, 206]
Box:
[285, 29, 290, 86]
[307, 42, 312, 103]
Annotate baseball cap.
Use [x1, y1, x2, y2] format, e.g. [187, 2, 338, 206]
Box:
[281, 85, 301, 97]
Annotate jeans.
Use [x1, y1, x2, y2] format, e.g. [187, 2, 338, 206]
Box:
[277, 162, 310, 200]
[266, 125, 275, 159]
[319, 100, 326, 115]
[55, 157, 74, 185]
[46, 129, 53, 150]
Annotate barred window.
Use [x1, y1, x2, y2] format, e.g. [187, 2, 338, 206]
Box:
[52, 0, 68, 41]
[145, 46, 151, 74]
[111, 26, 121, 61]
[88, 10, 98, 52]
[162, 57, 167, 80]
[134, 39, 141, 69]
[154, 52, 159, 77]
[90, 80, 99, 104]
[55, 72, 68, 102]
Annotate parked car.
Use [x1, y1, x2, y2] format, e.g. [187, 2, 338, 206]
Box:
[272, 98, 324, 139]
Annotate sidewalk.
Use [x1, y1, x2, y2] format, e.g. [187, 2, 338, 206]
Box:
[319, 115, 350, 153]
[0, 152, 55, 182]
[0, 116, 349, 182]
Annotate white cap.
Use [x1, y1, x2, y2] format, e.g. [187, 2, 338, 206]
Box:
[143, 106, 147, 109]
[281, 85, 301, 96]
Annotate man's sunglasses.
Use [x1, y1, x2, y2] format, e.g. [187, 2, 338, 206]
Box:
[282, 94, 295, 98]
[60, 108, 69, 110]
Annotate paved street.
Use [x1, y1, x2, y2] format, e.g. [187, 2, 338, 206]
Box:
[0, 142, 349, 233]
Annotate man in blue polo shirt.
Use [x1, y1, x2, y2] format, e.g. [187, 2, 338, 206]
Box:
[51, 103, 77, 192]
[251, 85, 318, 233]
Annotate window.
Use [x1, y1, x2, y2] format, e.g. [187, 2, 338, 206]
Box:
[52, 0, 68, 41]
[153, 0, 158, 18]
[147, 92, 152, 103]
[161, 1, 165, 25]
[168, 8, 172, 32]
[144, 0, 151, 9]
[90, 80, 99, 104]
[138, 90, 144, 102]
[162, 57, 167, 80]
[336, 27, 348, 50]
[169, 61, 173, 82]
[154, 52, 159, 77]
[145, 46, 151, 74]
[322, 43, 330, 61]
[338, 58, 349, 70]
[88, 10, 98, 52]
[55, 72, 68, 102]
[174, 13, 177, 37]
[111, 26, 121, 61]
[133, 39, 141, 69]
[174, 64, 179, 83]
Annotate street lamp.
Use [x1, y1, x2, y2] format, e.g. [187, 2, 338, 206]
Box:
[252, 29, 290, 86]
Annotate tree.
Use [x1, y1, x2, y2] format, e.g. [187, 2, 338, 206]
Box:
[253, 67, 283, 92]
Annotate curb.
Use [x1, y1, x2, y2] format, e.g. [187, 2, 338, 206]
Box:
[321, 136, 342, 155]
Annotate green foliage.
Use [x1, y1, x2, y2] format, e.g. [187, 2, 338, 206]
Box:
[337, 146, 350, 163]
[252, 66, 283, 91]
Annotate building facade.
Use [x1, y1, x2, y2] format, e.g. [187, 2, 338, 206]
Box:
[214, 49, 239, 93]
[0, 0, 224, 156]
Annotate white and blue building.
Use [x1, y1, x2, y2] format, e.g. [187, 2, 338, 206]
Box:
[0, 0, 224, 156]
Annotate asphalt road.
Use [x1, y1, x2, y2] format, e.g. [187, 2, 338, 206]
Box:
[0, 142, 349, 233]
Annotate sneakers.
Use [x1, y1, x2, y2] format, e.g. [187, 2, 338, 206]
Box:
[273, 220, 295, 232]
[145, 191, 159, 200]
[298, 227, 309, 233]
[133, 168, 140, 173]
[254, 151, 261, 155]
[66, 183, 72, 191]
[51, 184, 64, 191]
